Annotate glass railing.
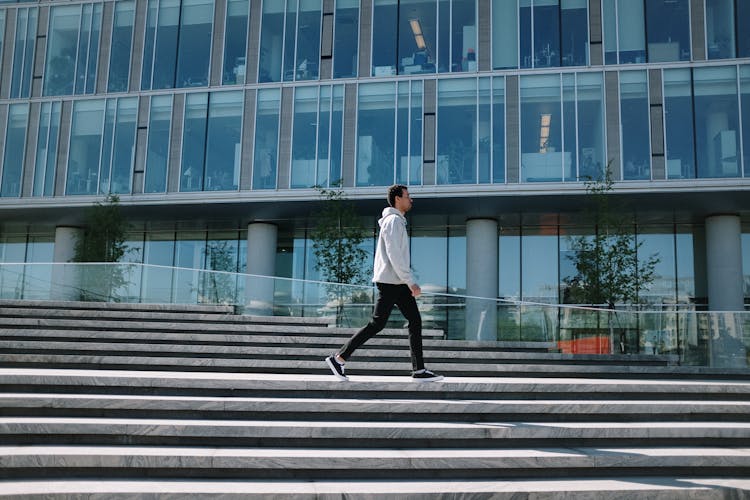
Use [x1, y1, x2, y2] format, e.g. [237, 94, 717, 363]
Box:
[0, 262, 747, 369]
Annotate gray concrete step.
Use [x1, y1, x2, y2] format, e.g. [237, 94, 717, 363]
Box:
[0, 299, 236, 315]
[3, 369, 748, 400]
[3, 417, 750, 448]
[1, 445, 749, 480]
[0, 340, 676, 365]
[2, 477, 749, 499]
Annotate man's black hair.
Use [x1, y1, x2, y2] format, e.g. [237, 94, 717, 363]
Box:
[387, 184, 408, 207]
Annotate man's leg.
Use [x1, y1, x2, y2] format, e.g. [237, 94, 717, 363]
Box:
[394, 285, 425, 371]
[337, 283, 397, 361]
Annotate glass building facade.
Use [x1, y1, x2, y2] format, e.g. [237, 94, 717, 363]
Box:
[0, 0, 749, 340]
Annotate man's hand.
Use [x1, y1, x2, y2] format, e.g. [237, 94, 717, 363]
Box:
[409, 284, 421, 298]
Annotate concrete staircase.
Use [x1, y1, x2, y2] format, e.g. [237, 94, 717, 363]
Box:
[1, 299, 749, 498]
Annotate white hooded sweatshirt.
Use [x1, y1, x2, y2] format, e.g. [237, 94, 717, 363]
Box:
[372, 207, 416, 287]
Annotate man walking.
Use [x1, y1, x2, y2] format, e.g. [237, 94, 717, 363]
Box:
[325, 185, 443, 382]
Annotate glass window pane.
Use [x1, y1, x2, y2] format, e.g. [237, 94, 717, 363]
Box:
[492, 0, 518, 69]
[330, 85, 345, 185]
[0, 11, 5, 77]
[576, 72, 605, 180]
[602, 0, 617, 64]
[176, 0, 213, 88]
[675, 225, 695, 304]
[356, 82, 396, 186]
[561, 0, 588, 66]
[534, 0, 560, 68]
[108, 0, 135, 92]
[333, 0, 359, 78]
[253, 88, 281, 189]
[479, 78, 491, 183]
[398, 0, 436, 76]
[437, 0, 450, 71]
[664, 68, 695, 179]
[316, 86, 331, 187]
[562, 73, 576, 181]
[522, 227, 558, 303]
[296, 0, 321, 81]
[181, 93, 208, 191]
[396, 81, 410, 184]
[110, 98, 138, 194]
[150, 0, 180, 89]
[223, 0, 249, 85]
[98, 100, 116, 194]
[258, 0, 285, 82]
[618, 0, 646, 63]
[739, 1, 750, 58]
[492, 77, 506, 183]
[33, 102, 61, 197]
[409, 80, 423, 185]
[706, 0, 735, 59]
[411, 227, 447, 292]
[452, 0, 477, 72]
[205, 91, 243, 191]
[638, 227, 676, 304]
[76, 4, 102, 95]
[11, 8, 37, 99]
[291, 86, 319, 188]
[44, 5, 79, 96]
[694, 66, 740, 178]
[372, 0, 398, 76]
[174, 231, 205, 303]
[742, 65, 750, 177]
[620, 70, 651, 180]
[437, 78, 477, 184]
[520, 74, 563, 182]
[646, 0, 690, 62]
[144, 95, 173, 193]
[67, 100, 104, 195]
[282, 0, 297, 82]
[1, 104, 29, 197]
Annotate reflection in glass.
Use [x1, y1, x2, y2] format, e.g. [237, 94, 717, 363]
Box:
[602, 0, 645, 64]
[437, 78, 476, 184]
[142, 232, 175, 303]
[205, 91, 243, 191]
[330, 86, 345, 185]
[333, 0, 359, 78]
[561, 0, 588, 66]
[176, 0, 213, 88]
[357, 82, 396, 186]
[492, 77, 506, 183]
[33, 102, 62, 197]
[0, 11, 4, 77]
[371, 0, 398, 76]
[479, 78, 491, 183]
[45, 5, 80, 95]
[258, 0, 320, 82]
[180, 93, 208, 192]
[109, 99, 137, 194]
[532, 0, 560, 69]
[562, 73, 576, 181]
[396, 82, 410, 184]
[291, 86, 319, 187]
[409, 81, 423, 185]
[1, 105, 29, 197]
[521, 227, 559, 340]
[742, 66, 750, 177]
[646, 0, 690, 62]
[520, 74, 564, 182]
[108, 1, 135, 92]
[694, 66, 740, 178]
[144, 95, 173, 193]
[706, 0, 735, 59]
[576, 72, 605, 180]
[740, 2, 750, 58]
[142, 0, 179, 90]
[638, 228, 676, 304]
[67, 100, 104, 195]
[664, 68, 695, 179]
[620, 71, 651, 180]
[11, 7, 37, 99]
[223, 0, 249, 85]
[450, 0, 477, 73]
[675, 226, 696, 305]
[253, 89, 281, 189]
[492, 0, 517, 69]
[743, 232, 750, 303]
[398, 0, 436, 75]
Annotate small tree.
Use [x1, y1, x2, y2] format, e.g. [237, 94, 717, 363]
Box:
[564, 166, 660, 309]
[311, 185, 369, 321]
[73, 194, 131, 301]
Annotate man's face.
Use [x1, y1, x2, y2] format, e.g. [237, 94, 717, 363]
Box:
[395, 189, 413, 213]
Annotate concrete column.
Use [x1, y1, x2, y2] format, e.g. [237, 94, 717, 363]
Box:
[705, 214, 745, 368]
[245, 222, 278, 314]
[466, 219, 498, 341]
[52, 226, 82, 300]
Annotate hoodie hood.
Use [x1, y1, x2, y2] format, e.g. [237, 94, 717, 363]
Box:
[378, 207, 404, 228]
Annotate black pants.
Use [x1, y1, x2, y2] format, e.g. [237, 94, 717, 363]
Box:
[338, 282, 424, 371]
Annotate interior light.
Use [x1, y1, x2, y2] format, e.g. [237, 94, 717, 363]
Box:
[410, 19, 427, 50]
[539, 113, 551, 153]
